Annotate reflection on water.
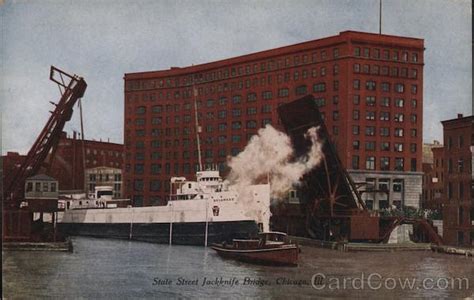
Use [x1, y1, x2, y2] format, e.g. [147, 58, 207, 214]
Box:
[3, 237, 474, 298]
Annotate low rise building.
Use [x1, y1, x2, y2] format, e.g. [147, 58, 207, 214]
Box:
[441, 114, 473, 247]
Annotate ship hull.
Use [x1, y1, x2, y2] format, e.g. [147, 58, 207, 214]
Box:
[57, 220, 259, 245]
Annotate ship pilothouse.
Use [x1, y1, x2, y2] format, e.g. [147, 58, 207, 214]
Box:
[168, 168, 236, 203]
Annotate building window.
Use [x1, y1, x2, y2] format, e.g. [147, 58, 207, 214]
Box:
[363, 64, 369, 74]
[372, 65, 380, 75]
[363, 47, 370, 57]
[262, 91, 272, 100]
[354, 47, 361, 56]
[245, 93, 256, 102]
[135, 118, 145, 126]
[458, 135, 464, 148]
[394, 128, 404, 137]
[412, 53, 418, 62]
[394, 113, 404, 122]
[353, 64, 360, 73]
[380, 112, 390, 121]
[447, 182, 453, 199]
[366, 111, 376, 120]
[366, 80, 376, 91]
[380, 127, 389, 137]
[380, 97, 390, 107]
[353, 95, 360, 105]
[366, 96, 376, 106]
[374, 49, 380, 59]
[395, 98, 404, 107]
[246, 120, 257, 129]
[136, 106, 146, 114]
[411, 158, 417, 172]
[410, 114, 417, 123]
[381, 82, 390, 92]
[333, 111, 339, 121]
[381, 142, 390, 151]
[218, 97, 227, 105]
[247, 107, 257, 115]
[365, 126, 375, 136]
[459, 182, 464, 198]
[411, 85, 418, 94]
[313, 83, 326, 92]
[410, 129, 417, 137]
[333, 64, 339, 75]
[410, 143, 417, 153]
[353, 80, 360, 90]
[218, 110, 227, 119]
[352, 126, 360, 135]
[352, 156, 360, 169]
[262, 104, 272, 113]
[395, 158, 404, 171]
[394, 143, 403, 152]
[393, 179, 403, 192]
[231, 135, 241, 143]
[152, 105, 162, 113]
[278, 88, 289, 97]
[232, 95, 241, 104]
[395, 83, 404, 93]
[314, 97, 325, 107]
[333, 48, 339, 58]
[293, 71, 299, 80]
[151, 164, 162, 175]
[333, 80, 339, 91]
[365, 141, 376, 151]
[366, 156, 375, 170]
[353, 110, 360, 120]
[232, 109, 241, 117]
[353, 140, 360, 150]
[391, 67, 399, 76]
[295, 85, 307, 95]
[380, 157, 390, 171]
[231, 121, 242, 130]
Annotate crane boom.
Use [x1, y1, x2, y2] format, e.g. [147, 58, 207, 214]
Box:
[4, 66, 87, 208]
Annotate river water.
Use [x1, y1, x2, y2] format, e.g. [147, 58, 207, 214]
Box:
[3, 237, 474, 299]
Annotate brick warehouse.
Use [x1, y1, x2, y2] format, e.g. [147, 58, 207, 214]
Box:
[2, 131, 124, 195]
[440, 114, 473, 246]
[123, 30, 424, 207]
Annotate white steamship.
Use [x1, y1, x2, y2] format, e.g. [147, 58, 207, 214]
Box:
[56, 169, 271, 246]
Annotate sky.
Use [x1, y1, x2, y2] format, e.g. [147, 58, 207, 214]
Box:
[0, 0, 472, 155]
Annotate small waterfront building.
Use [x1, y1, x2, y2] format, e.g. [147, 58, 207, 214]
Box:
[24, 174, 59, 212]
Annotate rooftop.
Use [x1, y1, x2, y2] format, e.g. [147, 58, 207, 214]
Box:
[124, 30, 424, 80]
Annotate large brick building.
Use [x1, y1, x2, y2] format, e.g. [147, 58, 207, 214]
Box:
[440, 114, 473, 246]
[422, 142, 444, 210]
[2, 131, 124, 195]
[123, 30, 424, 208]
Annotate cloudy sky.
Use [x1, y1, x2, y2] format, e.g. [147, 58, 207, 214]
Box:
[1, 0, 471, 154]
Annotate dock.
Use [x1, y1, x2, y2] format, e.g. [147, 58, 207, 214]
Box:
[3, 237, 73, 252]
[291, 236, 436, 252]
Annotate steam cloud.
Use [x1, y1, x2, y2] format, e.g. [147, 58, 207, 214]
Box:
[227, 124, 324, 198]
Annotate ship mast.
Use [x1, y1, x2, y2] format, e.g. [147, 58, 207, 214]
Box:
[193, 85, 203, 171]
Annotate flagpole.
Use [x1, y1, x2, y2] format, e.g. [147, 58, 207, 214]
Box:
[379, 0, 382, 34]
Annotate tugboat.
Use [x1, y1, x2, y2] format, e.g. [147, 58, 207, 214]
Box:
[211, 231, 299, 266]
